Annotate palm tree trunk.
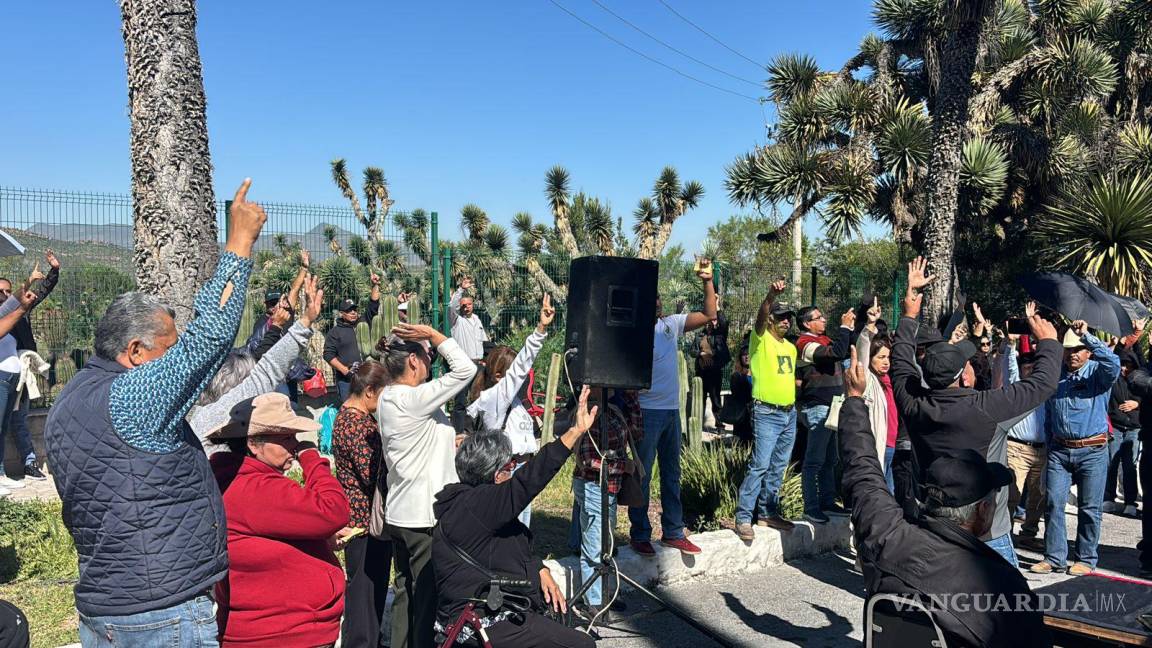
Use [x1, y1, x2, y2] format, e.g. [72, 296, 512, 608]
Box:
[792, 212, 804, 305]
[121, 0, 217, 328]
[553, 209, 582, 259]
[920, 2, 999, 325]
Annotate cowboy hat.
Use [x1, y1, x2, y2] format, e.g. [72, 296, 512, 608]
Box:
[207, 392, 320, 440]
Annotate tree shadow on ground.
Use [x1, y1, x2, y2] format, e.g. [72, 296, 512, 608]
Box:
[721, 590, 855, 647]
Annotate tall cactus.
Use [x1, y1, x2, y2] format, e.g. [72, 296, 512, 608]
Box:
[234, 297, 257, 348]
[677, 351, 689, 437]
[355, 320, 374, 357]
[541, 352, 562, 444]
[689, 375, 704, 447]
[406, 295, 421, 324]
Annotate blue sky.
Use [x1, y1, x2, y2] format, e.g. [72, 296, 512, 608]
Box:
[0, 1, 878, 250]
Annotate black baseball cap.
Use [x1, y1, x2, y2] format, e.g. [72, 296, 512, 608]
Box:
[771, 302, 795, 319]
[337, 299, 358, 313]
[922, 449, 1013, 508]
[263, 291, 282, 307]
[0, 600, 29, 648]
[920, 340, 977, 390]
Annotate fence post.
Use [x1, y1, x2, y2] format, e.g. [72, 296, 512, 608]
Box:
[809, 266, 818, 306]
[431, 211, 440, 333]
[224, 200, 232, 240]
[442, 246, 453, 335]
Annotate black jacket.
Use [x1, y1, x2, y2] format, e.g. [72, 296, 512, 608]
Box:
[431, 438, 570, 626]
[1108, 375, 1140, 432]
[322, 300, 378, 382]
[839, 397, 1051, 648]
[891, 317, 1062, 477]
[1126, 368, 1152, 442]
[796, 326, 852, 407]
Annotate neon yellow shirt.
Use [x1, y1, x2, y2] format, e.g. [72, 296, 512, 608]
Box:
[749, 328, 796, 406]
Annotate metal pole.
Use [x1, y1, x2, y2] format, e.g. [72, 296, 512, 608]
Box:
[443, 247, 453, 336]
[431, 211, 440, 332]
[224, 200, 233, 241]
[809, 266, 818, 306]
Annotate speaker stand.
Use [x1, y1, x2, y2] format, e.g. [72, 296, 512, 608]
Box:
[566, 387, 735, 648]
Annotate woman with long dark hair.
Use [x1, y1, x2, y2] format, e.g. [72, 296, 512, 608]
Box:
[333, 360, 392, 647]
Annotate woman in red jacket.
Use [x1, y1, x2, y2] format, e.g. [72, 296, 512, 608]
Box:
[209, 392, 352, 647]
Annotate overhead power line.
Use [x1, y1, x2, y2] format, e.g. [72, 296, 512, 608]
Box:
[588, 0, 761, 87]
[547, 0, 761, 102]
[656, 0, 765, 70]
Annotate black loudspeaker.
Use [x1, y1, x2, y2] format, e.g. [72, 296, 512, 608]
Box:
[564, 256, 658, 389]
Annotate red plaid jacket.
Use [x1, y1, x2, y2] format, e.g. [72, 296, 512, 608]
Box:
[573, 390, 643, 493]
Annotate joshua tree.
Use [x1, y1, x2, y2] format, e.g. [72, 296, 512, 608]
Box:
[330, 159, 394, 243]
[121, 0, 218, 327]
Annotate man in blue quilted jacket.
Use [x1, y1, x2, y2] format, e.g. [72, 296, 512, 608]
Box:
[45, 179, 267, 647]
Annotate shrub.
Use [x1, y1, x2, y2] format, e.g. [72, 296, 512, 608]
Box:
[680, 443, 802, 530]
[0, 499, 77, 584]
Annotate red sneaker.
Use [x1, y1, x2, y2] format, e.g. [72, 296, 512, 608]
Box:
[660, 537, 702, 555]
[630, 541, 656, 556]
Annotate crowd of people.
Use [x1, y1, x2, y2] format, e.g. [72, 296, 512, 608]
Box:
[31, 179, 1151, 648]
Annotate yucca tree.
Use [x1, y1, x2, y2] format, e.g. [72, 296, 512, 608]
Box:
[121, 0, 218, 327]
[1036, 173, 1152, 297]
[330, 159, 393, 243]
[452, 203, 513, 307]
[545, 166, 582, 258]
[638, 167, 706, 260]
[512, 212, 567, 299]
[726, 53, 875, 301]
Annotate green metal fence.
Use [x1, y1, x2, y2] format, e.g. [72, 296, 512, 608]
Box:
[0, 185, 903, 404]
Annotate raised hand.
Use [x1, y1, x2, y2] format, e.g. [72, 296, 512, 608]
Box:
[538, 293, 556, 332]
[573, 385, 599, 435]
[696, 257, 713, 281]
[972, 303, 987, 327]
[269, 305, 291, 329]
[841, 309, 857, 328]
[1071, 320, 1089, 336]
[949, 323, 969, 345]
[1028, 313, 1058, 342]
[867, 296, 882, 324]
[1025, 301, 1038, 319]
[300, 249, 310, 268]
[460, 276, 474, 291]
[907, 256, 936, 292]
[844, 346, 868, 398]
[27, 261, 45, 284]
[225, 178, 268, 258]
[370, 272, 381, 286]
[45, 249, 60, 270]
[299, 275, 324, 328]
[15, 289, 37, 311]
[768, 279, 786, 298]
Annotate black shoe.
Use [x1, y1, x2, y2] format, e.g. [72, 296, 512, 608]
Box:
[22, 464, 46, 481]
[576, 603, 614, 624]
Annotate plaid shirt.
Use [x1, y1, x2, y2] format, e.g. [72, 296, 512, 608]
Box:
[574, 390, 642, 493]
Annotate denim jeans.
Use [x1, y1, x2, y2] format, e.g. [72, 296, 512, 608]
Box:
[883, 446, 895, 495]
[1105, 429, 1140, 506]
[628, 409, 685, 542]
[801, 404, 837, 516]
[79, 594, 218, 647]
[735, 404, 797, 524]
[1044, 444, 1108, 568]
[574, 477, 617, 606]
[985, 532, 1019, 567]
[6, 388, 36, 469]
[0, 371, 24, 476]
[336, 380, 351, 403]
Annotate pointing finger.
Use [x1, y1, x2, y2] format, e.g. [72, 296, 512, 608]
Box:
[233, 178, 252, 203]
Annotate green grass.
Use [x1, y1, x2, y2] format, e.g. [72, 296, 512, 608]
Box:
[0, 499, 80, 647]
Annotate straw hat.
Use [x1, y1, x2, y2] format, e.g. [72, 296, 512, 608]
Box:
[207, 392, 320, 440]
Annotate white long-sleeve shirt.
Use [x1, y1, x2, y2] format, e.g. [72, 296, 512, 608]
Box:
[378, 338, 478, 528]
[466, 330, 545, 455]
[449, 288, 489, 360]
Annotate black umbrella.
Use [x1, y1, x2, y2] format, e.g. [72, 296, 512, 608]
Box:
[1107, 291, 1150, 323]
[1017, 272, 1134, 336]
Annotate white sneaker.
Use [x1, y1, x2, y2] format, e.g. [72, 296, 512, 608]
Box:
[1103, 500, 1123, 514]
[1124, 505, 1139, 517]
[0, 476, 25, 490]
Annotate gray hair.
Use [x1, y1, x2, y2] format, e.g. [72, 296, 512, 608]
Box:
[455, 428, 512, 486]
[922, 491, 994, 526]
[198, 350, 256, 406]
[94, 292, 177, 361]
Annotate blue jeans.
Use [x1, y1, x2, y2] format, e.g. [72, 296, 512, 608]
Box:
[336, 380, 351, 402]
[79, 595, 218, 647]
[1044, 444, 1108, 568]
[735, 404, 797, 524]
[1106, 429, 1140, 506]
[628, 409, 685, 542]
[0, 371, 28, 476]
[985, 532, 1019, 567]
[883, 446, 895, 494]
[801, 404, 838, 516]
[574, 477, 617, 606]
